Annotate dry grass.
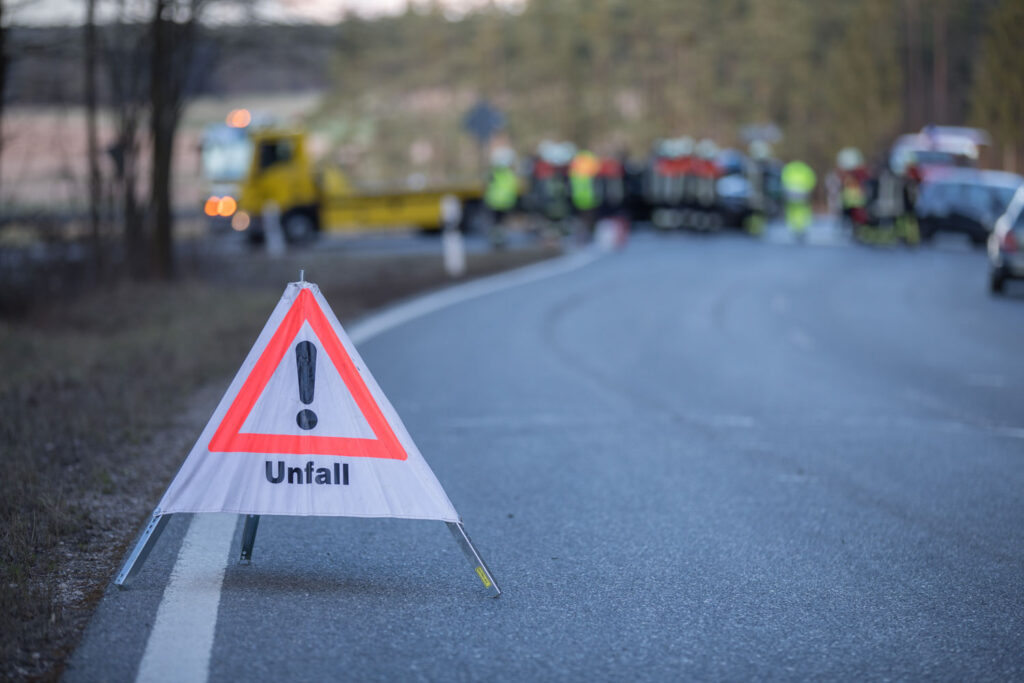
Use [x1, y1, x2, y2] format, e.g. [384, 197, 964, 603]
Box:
[0, 244, 560, 680]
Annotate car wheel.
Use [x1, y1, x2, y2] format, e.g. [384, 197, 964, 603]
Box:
[990, 269, 1005, 294]
[282, 211, 317, 244]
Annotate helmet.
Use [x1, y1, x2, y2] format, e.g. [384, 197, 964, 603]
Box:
[490, 145, 516, 167]
[570, 150, 600, 177]
[696, 138, 718, 160]
[659, 136, 693, 158]
[837, 147, 864, 171]
[748, 139, 771, 161]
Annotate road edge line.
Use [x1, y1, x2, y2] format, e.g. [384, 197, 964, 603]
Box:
[135, 513, 237, 683]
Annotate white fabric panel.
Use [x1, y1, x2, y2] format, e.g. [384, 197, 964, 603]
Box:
[158, 282, 460, 523]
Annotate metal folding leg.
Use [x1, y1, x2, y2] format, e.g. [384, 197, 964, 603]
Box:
[447, 522, 501, 598]
[115, 509, 170, 588]
[239, 514, 261, 564]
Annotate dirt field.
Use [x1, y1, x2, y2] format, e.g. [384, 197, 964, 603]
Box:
[0, 242, 560, 680]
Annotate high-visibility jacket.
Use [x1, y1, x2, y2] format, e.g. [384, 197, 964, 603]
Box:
[782, 160, 816, 200]
[485, 167, 518, 211]
[569, 151, 601, 211]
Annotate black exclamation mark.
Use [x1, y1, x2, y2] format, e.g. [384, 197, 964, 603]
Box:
[295, 341, 318, 430]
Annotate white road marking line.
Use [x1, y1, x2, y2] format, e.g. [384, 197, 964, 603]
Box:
[136, 513, 237, 683]
[345, 248, 602, 344]
[134, 247, 603, 683]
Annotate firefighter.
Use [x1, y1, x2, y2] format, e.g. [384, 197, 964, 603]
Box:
[569, 149, 601, 238]
[484, 146, 519, 247]
[892, 149, 921, 246]
[744, 140, 771, 235]
[872, 163, 902, 245]
[528, 140, 574, 233]
[836, 147, 870, 238]
[781, 159, 816, 238]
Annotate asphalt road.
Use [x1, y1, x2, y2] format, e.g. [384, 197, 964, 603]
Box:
[69, 226, 1024, 680]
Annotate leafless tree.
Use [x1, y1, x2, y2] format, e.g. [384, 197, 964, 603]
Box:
[85, 0, 103, 277]
[104, 1, 149, 278]
[149, 0, 204, 280]
[0, 2, 8, 201]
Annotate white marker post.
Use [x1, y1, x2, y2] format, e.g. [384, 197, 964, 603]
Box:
[441, 194, 466, 278]
[263, 201, 286, 258]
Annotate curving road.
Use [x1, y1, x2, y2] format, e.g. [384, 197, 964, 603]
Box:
[69, 229, 1024, 680]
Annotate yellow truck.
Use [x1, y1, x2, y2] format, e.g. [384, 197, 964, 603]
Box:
[229, 128, 483, 243]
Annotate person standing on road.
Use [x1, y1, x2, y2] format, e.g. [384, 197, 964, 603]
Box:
[872, 163, 902, 245]
[569, 149, 601, 239]
[527, 140, 573, 235]
[745, 140, 771, 235]
[781, 159, 817, 238]
[484, 146, 519, 247]
[836, 148, 866, 226]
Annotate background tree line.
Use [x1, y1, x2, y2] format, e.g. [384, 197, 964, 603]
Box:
[320, 0, 1021, 177]
[1, 0, 1023, 288]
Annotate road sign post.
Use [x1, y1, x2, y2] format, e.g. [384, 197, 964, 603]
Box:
[447, 521, 501, 597]
[239, 514, 260, 563]
[115, 509, 169, 587]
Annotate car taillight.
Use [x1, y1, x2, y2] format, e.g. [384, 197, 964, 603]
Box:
[1003, 230, 1019, 252]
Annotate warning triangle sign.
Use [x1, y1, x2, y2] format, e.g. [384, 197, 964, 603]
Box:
[157, 281, 459, 523]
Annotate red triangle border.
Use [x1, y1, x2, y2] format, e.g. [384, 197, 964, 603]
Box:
[208, 288, 408, 460]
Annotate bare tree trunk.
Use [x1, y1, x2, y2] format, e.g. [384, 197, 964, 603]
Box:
[932, 1, 947, 123]
[106, 2, 147, 280]
[148, 0, 202, 281]
[85, 0, 103, 279]
[0, 1, 7, 201]
[121, 117, 143, 277]
[149, 0, 173, 280]
[903, 0, 924, 130]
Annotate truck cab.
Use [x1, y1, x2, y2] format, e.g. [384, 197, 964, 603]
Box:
[238, 130, 321, 242]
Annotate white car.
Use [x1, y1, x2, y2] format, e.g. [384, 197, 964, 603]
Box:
[988, 185, 1024, 294]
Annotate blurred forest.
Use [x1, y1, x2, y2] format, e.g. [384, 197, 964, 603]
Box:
[1, 0, 1023, 283]
[317, 0, 1023, 176]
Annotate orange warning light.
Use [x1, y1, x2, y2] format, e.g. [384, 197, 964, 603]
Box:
[217, 196, 237, 217]
[204, 196, 220, 217]
[226, 109, 252, 128]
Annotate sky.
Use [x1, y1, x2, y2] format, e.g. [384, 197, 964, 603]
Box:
[6, 0, 521, 26]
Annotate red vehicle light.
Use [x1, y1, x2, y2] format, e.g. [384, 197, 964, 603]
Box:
[1003, 230, 1019, 252]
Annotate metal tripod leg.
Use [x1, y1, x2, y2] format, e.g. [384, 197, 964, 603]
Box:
[239, 515, 260, 564]
[115, 509, 170, 588]
[446, 522, 501, 598]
